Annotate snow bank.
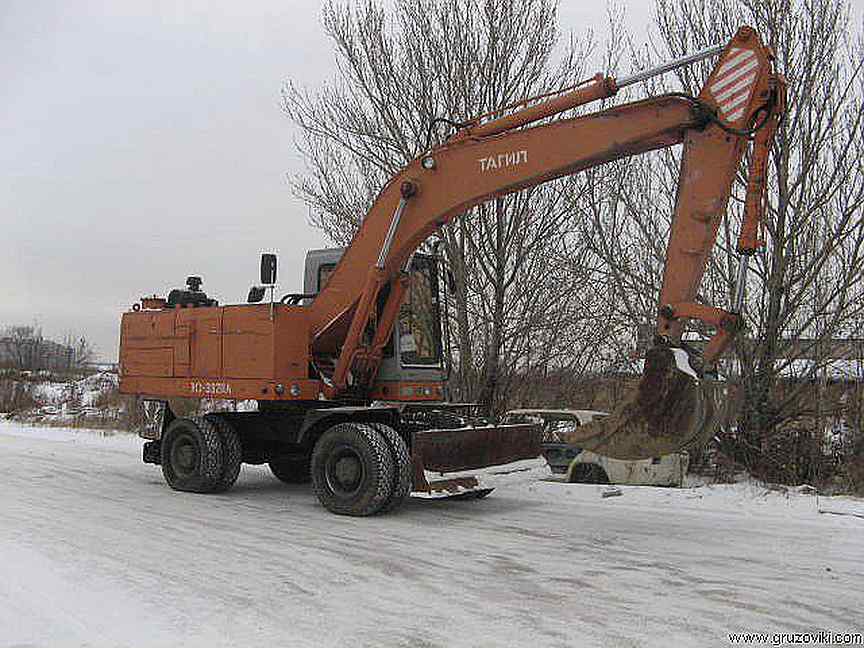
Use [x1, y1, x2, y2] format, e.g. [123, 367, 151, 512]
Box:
[29, 371, 119, 407]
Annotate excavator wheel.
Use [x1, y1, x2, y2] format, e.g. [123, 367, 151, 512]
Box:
[310, 423, 395, 516]
[366, 423, 412, 513]
[160, 417, 223, 493]
[203, 415, 243, 493]
[268, 455, 312, 484]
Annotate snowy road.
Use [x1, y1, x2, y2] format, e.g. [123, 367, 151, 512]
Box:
[1, 421, 861, 648]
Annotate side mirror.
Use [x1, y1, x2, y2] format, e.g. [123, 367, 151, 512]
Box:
[260, 254, 277, 285]
[247, 286, 266, 303]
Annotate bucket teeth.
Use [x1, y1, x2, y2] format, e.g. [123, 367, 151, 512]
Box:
[560, 345, 722, 460]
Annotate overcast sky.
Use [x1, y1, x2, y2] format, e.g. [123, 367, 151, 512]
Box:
[1, 1, 860, 360]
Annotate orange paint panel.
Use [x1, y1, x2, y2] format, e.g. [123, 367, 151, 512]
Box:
[222, 305, 275, 379]
[274, 307, 311, 380]
[122, 347, 173, 377]
[174, 318, 190, 374]
[120, 303, 312, 396]
[120, 311, 179, 378]
[176, 308, 222, 378]
[121, 311, 174, 343]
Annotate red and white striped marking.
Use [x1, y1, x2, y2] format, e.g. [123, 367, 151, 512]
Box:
[709, 47, 759, 123]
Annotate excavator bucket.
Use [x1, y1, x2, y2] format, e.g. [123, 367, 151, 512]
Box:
[559, 345, 724, 460]
[410, 422, 545, 498]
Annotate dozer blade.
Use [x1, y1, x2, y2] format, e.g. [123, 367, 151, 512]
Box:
[410, 423, 544, 498]
[412, 422, 542, 472]
[560, 345, 724, 460]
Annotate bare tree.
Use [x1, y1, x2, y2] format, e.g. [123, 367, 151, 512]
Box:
[1, 326, 96, 373]
[284, 0, 611, 412]
[585, 0, 864, 475]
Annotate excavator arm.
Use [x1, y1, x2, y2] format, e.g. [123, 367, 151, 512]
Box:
[309, 26, 785, 460]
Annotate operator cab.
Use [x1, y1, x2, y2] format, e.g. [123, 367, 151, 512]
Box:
[303, 248, 446, 391]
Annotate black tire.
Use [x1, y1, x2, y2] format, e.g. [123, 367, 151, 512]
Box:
[204, 415, 242, 493]
[268, 455, 312, 484]
[569, 463, 610, 484]
[311, 423, 395, 516]
[367, 423, 412, 513]
[161, 417, 223, 493]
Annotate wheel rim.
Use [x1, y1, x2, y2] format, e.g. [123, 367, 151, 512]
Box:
[325, 445, 365, 496]
[170, 433, 199, 478]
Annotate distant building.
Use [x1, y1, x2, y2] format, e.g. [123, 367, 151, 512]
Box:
[0, 331, 76, 371]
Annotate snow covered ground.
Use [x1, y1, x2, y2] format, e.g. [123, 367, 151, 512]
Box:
[1, 421, 862, 648]
[5, 371, 124, 426]
[28, 372, 119, 408]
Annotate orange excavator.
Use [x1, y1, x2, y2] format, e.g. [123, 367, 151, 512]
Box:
[119, 26, 785, 515]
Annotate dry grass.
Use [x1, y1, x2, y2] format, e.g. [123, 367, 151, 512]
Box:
[0, 377, 37, 412]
